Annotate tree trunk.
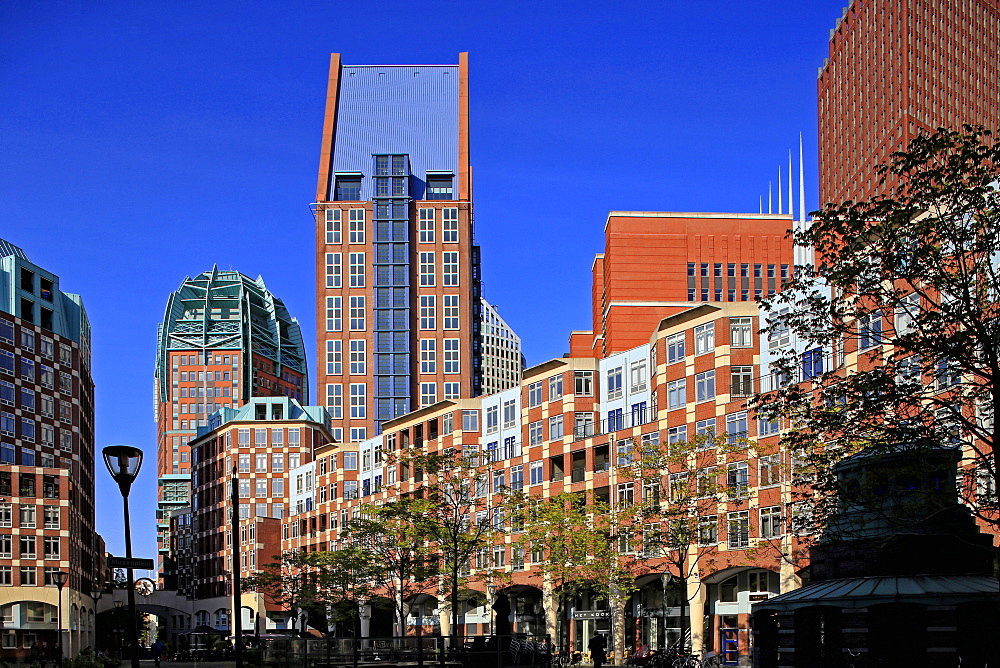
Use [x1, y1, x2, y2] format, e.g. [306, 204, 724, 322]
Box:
[542, 573, 557, 645]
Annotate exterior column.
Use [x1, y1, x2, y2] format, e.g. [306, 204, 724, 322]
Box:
[359, 601, 371, 639]
[688, 580, 706, 654]
[438, 600, 452, 639]
[542, 573, 558, 644]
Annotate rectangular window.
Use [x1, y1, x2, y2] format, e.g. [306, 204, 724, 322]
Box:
[444, 382, 460, 399]
[420, 295, 436, 330]
[695, 322, 715, 355]
[325, 209, 341, 244]
[727, 461, 749, 497]
[629, 359, 647, 393]
[462, 409, 479, 431]
[443, 295, 459, 329]
[20, 359, 34, 382]
[326, 253, 341, 288]
[510, 464, 524, 491]
[730, 317, 752, 347]
[549, 414, 564, 440]
[419, 208, 435, 243]
[20, 505, 36, 529]
[695, 370, 715, 402]
[802, 348, 823, 380]
[326, 296, 342, 332]
[349, 340, 366, 375]
[350, 384, 366, 419]
[731, 366, 753, 397]
[442, 252, 459, 286]
[442, 208, 459, 242]
[349, 252, 365, 287]
[529, 421, 543, 446]
[859, 311, 883, 350]
[769, 307, 790, 350]
[759, 454, 780, 486]
[699, 515, 718, 545]
[760, 506, 783, 539]
[574, 412, 594, 438]
[443, 339, 460, 373]
[420, 252, 435, 286]
[528, 381, 543, 407]
[255, 454, 268, 472]
[667, 425, 687, 453]
[486, 405, 499, 433]
[529, 461, 543, 485]
[326, 340, 342, 375]
[326, 384, 343, 419]
[726, 411, 748, 444]
[667, 379, 686, 409]
[420, 383, 437, 407]
[20, 535, 36, 559]
[666, 332, 686, 363]
[728, 510, 750, 548]
[606, 366, 623, 399]
[502, 399, 517, 429]
[348, 209, 365, 244]
[548, 374, 563, 400]
[350, 296, 365, 330]
[420, 339, 437, 373]
[758, 416, 780, 437]
[574, 371, 593, 396]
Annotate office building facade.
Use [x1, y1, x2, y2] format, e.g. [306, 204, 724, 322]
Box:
[313, 53, 521, 442]
[154, 269, 307, 578]
[818, 0, 1000, 205]
[0, 239, 102, 658]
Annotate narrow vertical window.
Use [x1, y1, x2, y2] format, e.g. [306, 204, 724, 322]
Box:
[349, 253, 365, 287]
[325, 209, 341, 244]
[443, 295, 460, 329]
[350, 296, 366, 331]
[350, 384, 366, 419]
[326, 384, 343, 419]
[326, 296, 342, 332]
[444, 339, 460, 374]
[420, 340, 437, 373]
[420, 295, 436, 330]
[326, 253, 341, 288]
[419, 209, 435, 243]
[442, 208, 459, 242]
[326, 340, 342, 375]
[420, 252, 436, 286]
[442, 252, 459, 286]
[348, 209, 365, 244]
[349, 340, 366, 375]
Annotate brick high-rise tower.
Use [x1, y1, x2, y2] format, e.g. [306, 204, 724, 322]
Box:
[314, 54, 520, 440]
[818, 0, 1000, 206]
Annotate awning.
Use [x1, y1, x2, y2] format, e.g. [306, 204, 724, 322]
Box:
[752, 575, 999, 612]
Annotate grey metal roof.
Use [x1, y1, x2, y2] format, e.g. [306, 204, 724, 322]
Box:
[753, 575, 999, 611]
[0, 238, 29, 260]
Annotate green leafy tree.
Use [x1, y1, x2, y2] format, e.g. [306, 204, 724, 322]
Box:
[752, 125, 1000, 540]
[620, 432, 754, 652]
[246, 548, 380, 635]
[396, 450, 497, 641]
[347, 498, 440, 635]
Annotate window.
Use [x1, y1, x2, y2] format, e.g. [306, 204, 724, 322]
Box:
[0, 536, 9, 559]
[350, 296, 365, 330]
[510, 465, 524, 491]
[442, 252, 459, 286]
[326, 384, 343, 419]
[347, 339, 366, 375]
[0, 381, 11, 406]
[427, 175, 454, 200]
[629, 359, 647, 393]
[936, 359, 962, 391]
[20, 567, 36, 586]
[574, 371, 593, 396]
[0, 321, 11, 344]
[574, 412, 594, 438]
[606, 367, 623, 399]
[0, 504, 9, 527]
[492, 470, 505, 494]
[418, 208, 435, 242]
[549, 414, 564, 440]
[442, 208, 459, 242]
[695, 370, 715, 402]
[348, 209, 365, 243]
[548, 374, 563, 400]
[694, 323, 715, 354]
[768, 307, 790, 350]
[503, 400, 517, 429]
[420, 295, 436, 330]
[335, 176, 361, 200]
[667, 425, 687, 453]
[801, 348, 824, 380]
[727, 461, 749, 497]
[326, 340, 342, 375]
[350, 384, 366, 418]
[529, 421, 543, 446]
[20, 505, 36, 529]
[348, 252, 365, 287]
[726, 412, 748, 444]
[43, 536, 60, 559]
[43, 506, 59, 529]
[462, 410, 479, 432]
[858, 311, 883, 350]
[420, 340, 436, 373]
[0, 352, 11, 376]
[443, 295, 459, 329]
[730, 317, 752, 347]
[758, 416, 780, 437]
[444, 339, 460, 373]
[760, 506, 782, 539]
[699, 516, 718, 545]
[607, 408, 623, 432]
[667, 379, 686, 409]
[326, 296, 342, 332]
[444, 382, 460, 400]
[420, 383, 437, 407]
[325, 209, 341, 244]
[728, 510, 750, 548]
[20, 359, 35, 382]
[895, 293, 920, 333]
[731, 366, 753, 397]
[617, 482, 634, 507]
[486, 405, 499, 433]
[419, 252, 435, 286]
[528, 381, 543, 407]
[325, 253, 341, 288]
[20, 535, 36, 559]
[529, 461, 543, 485]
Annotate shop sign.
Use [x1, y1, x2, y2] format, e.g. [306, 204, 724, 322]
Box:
[573, 610, 612, 620]
[640, 607, 681, 617]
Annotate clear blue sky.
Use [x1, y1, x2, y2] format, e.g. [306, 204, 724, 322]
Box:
[1, 0, 845, 565]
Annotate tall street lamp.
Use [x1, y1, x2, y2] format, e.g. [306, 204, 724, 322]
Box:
[51, 570, 68, 668]
[102, 445, 143, 668]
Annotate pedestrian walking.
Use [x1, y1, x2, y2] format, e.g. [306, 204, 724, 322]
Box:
[588, 635, 607, 668]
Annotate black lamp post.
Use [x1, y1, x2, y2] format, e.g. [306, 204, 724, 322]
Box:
[52, 570, 68, 668]
[102, 445, 143, 668]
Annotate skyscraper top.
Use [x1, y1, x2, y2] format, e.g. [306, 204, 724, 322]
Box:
[316, 53, 471, 203]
